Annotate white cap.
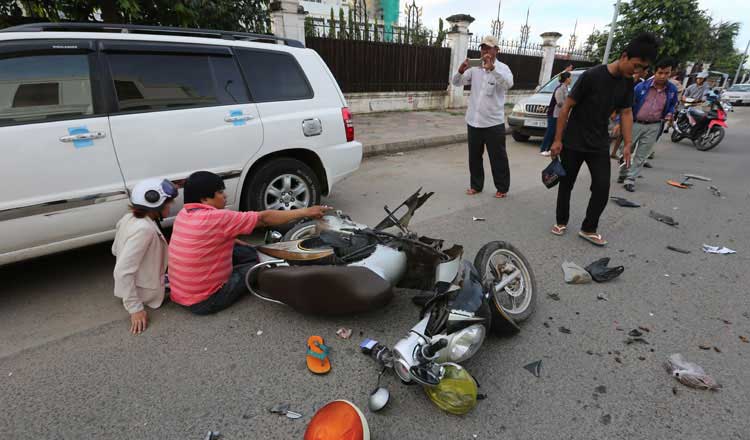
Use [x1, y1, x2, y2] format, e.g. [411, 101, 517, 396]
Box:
[481, 35, 499, 48]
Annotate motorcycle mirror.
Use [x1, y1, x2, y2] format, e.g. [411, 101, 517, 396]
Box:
[368, 387, 390, 412]
[265, 230, 283, 244]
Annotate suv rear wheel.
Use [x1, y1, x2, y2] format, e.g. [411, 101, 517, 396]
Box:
[245, 158, 321, 212]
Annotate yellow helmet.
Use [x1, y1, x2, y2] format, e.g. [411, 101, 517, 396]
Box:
[424, 364, 478, 415]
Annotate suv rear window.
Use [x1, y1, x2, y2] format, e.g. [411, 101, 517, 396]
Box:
[235, 49, 313, 102]
[0, 54, 94, 126]
[107, 53, 249, 112]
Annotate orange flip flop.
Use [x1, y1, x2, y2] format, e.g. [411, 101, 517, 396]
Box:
[667, 180, 689, 189]
[306, 336, 331, 375]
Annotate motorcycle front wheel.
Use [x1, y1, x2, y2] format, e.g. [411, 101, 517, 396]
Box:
[282, 220, 318, 241]
[670, 129, 683, 143]
[475, 241, 537, 332]
[693, 126, 725, 151]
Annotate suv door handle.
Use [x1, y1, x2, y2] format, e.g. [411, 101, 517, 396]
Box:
[225, 115, 254, 123]
[59, 132, 106, 143]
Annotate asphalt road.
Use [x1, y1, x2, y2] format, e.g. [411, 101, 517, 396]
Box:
[2, 109, 749, 439]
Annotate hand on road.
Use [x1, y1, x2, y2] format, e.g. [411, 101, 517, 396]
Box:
[458, 59, 470, 74]
[305, 205, 333, 219]
[550, 141, 563, 158]
[623, 145, 632, 168]
[482, 54, 495, 71]
[130, 310, 148, 335]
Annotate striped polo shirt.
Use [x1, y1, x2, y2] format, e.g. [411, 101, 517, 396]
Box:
[168, 203, 259, 306]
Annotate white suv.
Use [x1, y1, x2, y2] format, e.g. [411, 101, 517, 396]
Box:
[0, 23, 362, 266]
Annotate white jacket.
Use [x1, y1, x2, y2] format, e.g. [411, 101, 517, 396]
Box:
[112, 213, 168, 314]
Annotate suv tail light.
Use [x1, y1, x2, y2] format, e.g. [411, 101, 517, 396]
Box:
[342, 107, 354, 142]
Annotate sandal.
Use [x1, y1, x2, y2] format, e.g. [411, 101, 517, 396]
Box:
[551, 224, 567, 236]
[494, 192, 507, 199]
[306, 336, 331, 375]
[578, 231, 608, 247]
[466, 188, 481, 196]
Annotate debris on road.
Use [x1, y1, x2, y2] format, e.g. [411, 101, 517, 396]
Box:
[628, 329, 643, 337]
[713, 347, 722, 353]
[269, 403, 303, 419]
[614, 357, 623, 364]
[740, 336, 749, 343]
[625, 337, 649, 345]
[649, 210, 679, 227]
[523, 360, 542, 378]
[204, 431, 221, 440]
[597, 292, 609, 301]
[667, 245, 691, 254]
[665, 354, 722, 391]
[667, 180, 689, 189]
[610, 196, 641, 208]
[336, 328, 353, 339]
[562, 261, 592, 284]
[594, 385, 607, 394]
[699, 345, 711, 350]
[256, 330, 264, 336]
[638, 326, 651, 333]
[708, 185, 722, 197]
[702, 244, 736, 255]
[547, 293, 561, 301]
[585, 258, 624, 283]
[472, 216, 486, 222]
[559, 326, 572, 334]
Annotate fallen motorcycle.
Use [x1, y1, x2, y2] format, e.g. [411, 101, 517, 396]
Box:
[245, 189, 537, 411]
[671, 93, 728, 151]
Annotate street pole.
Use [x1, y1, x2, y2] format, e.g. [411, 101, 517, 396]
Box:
[733, 39, 750, 85]
[602, 0, 621, 64]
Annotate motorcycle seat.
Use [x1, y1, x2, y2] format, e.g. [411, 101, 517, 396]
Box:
[688, 107, 706, 119]
[256, 265, 393, 315]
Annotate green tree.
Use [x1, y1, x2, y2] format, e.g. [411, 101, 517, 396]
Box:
[347, 8, 353, 40]
[304, 16, 315, 38]
[338, 7, 345, 39]
[363, 14, 370, 41]
[373, 17, 380, 42]
[354, 13, 361, 40]
[700, 21, 741, 72]
[329, 7, 335, 37]
[433, 17, 446, 47]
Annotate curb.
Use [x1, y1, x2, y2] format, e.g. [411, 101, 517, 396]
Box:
[363, 133, 467, 157]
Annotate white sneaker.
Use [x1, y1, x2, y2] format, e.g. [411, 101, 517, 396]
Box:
[541, 151, 551, 156]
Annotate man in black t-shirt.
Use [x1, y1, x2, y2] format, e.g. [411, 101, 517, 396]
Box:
[549, 33, 659, 246]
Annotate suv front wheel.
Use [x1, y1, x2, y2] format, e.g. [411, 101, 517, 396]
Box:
[511, 131, 530, 142]
[245, 158, 321, 212]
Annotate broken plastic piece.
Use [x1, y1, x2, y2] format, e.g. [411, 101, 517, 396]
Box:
[702, 245, 736, 255]
[610, 196, 641, 208]
[597, 292, 609, 301]
[336, 328, 353, 339]
[562, 261, 592, 284]
[585, 258, 624, 283]
[628, 329, 643, 337]
[547, 293, 560, 301]
[559, 326, 572, 334]
[204, 431, 221, 440]
[286, 411, 303, 419]
[708, 186, 722, 197]
[523, 360, 542, 378]
[625, 337, 649, 345]
[256, 330, 263, 336]
[667, 246, 691, 254]
[664, 354, 721, 391]
[683, 174, 711, 183]
[270, 403, 290, 414]
[740, 336, 749, 343]
[472, 216, 486, 222]
[649, 210, 679, 227]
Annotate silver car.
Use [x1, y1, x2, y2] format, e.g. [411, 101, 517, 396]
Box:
[722, 84, 750, 105]
[507, 69, 584, 142]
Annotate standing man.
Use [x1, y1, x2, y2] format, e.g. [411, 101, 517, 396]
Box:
[550, 33, 658, 247]
[618, 58, 678, 192]
[452, 35, 514, 199]
[683, 72, 710, 102]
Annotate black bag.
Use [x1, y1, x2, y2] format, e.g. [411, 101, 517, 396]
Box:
[542, 158, 566, 189]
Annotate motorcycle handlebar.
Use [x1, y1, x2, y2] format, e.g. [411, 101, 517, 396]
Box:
[422, 339, 448, 359]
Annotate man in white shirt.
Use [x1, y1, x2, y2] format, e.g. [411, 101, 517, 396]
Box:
[451, 35, 514, 198]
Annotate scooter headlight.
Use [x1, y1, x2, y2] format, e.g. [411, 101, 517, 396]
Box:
[393, 350, 413, 382]
[446, 325, 486, 363]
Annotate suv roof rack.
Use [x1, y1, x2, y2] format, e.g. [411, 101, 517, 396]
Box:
[0, 22, 305, 48]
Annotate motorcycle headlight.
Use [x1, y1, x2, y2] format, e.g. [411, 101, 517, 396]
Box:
[393, 350, 413, 382]
[512, 103, 524, 114]
[446, 325, 486, 363]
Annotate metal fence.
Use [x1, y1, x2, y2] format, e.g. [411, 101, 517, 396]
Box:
[306, 37, 451, 93]
[468, 35, 592, 61]
[308, 21, 449, 47]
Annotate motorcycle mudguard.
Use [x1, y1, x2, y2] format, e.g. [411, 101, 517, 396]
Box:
[708, 120, 727, 129]
[490, 301, 521, 334]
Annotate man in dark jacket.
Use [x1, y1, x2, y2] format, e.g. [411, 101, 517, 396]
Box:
[617, 57, 678, 192]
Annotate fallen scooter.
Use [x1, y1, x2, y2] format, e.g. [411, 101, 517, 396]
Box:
[246, 189, 537, 412]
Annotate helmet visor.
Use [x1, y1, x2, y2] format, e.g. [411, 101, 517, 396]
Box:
[161, 179, 179, 199]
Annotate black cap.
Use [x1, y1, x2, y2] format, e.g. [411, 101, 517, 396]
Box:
[184, 171, 225, 204]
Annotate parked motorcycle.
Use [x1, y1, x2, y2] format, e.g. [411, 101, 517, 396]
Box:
[671, 93, 728, 151]
[245, 189, 537, 411]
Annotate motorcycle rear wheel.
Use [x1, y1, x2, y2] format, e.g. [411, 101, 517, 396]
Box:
[670, 130, 683, 143]
[475, 241, 537, 334]
[282, 220, 318, 241]
[694, 126, 725, 151]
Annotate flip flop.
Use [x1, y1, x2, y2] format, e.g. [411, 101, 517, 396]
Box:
[578, 231, 608, 247]
[306, 336, 331, 375]
[494, 192, 507, 199]
[666, 180, 689, 189]
[466, 188, 481, 196]
[551, 224, 567, 236]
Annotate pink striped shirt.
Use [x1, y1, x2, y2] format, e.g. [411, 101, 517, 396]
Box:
[168, 203, 259, 306]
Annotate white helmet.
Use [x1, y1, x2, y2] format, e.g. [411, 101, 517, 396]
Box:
[697, 72, 709, 79]
[130, 178, 178, 211]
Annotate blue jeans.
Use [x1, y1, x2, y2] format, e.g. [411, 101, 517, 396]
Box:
[540, 116, 557, 152]
[187, 245, 259, 316]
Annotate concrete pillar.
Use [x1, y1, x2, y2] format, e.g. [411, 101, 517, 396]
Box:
[270, 0, 307, 45]
[683, 61, 696, 89]
[742, 72, 748, 84]
[445, 14, 475, 108]
[538, 32, 563, 87]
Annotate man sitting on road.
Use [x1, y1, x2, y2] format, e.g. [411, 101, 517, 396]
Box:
[618, 57, 678, 192]
[451, 35, 514, 199]
[168, 171, 329, 315]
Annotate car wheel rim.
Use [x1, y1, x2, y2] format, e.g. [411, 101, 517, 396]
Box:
[264, 174, 310, 211]
[486, 249, 533, 315]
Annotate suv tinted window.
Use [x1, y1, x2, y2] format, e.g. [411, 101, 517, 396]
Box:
[0, 54, 93, 126]
[539, 73, 581, 93]
[108, 53, 248, 112]
[236, 49, 313, 102]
